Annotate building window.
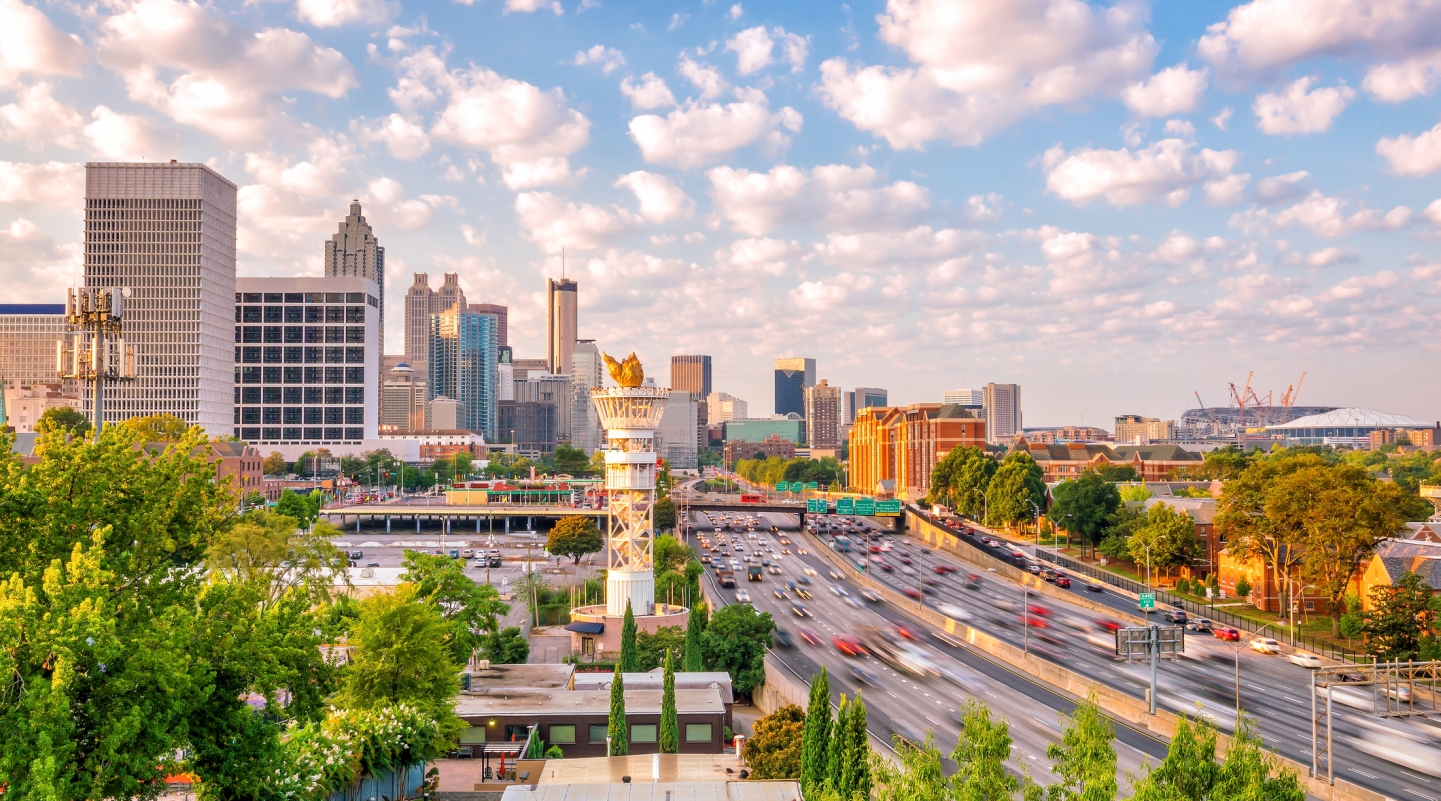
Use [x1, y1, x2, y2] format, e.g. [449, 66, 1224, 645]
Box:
[588, 724, 607, 744]
[304, 408, 322, 425]
[326, 306, 345, 323]
[242, 347, 262, 363]
[326, 326, 344, 343]
[325, 367, 344, 384]
[284, 367, 303, 384]
[324, 427, 343, 440]
[284, 327, 302, 343]
[304, 427, 322, 440]
[242, 307, 261, 323]
[304, 327, 323, 343]
[305, 347, 323, 364]
[262, 387, 281, 404]
[264, 307, 282, 323]
[324, 387, 343, 404]
[283, 427, 301, 440]
[344, 427, 363, 440]
[459, 726, 486, 745]
[685, 723, 713, 742]
[631, 724, 657, 743]
[241, 387, 261, 404]
[283, 407, 302, 424]
[346, 306, 365, 323]
[262, 408, 281, 424]
[284, 347, 303, 364]
[346, 347, 365, 363]
[346, 326, 365, 343]
[263, 347, 282, 364]
[262, 367, 281, 383]
[325, 347, 345, 364]
[263, 326, 282, 343]
[305, 306, 323, 323]
[241, 408, 260, 424]
[284, 306, 303, 323]
[241, 367, 261, 384]
[345, 387, 365, 404]
[345, 367, 364, 384]
[324, 407, 343, 425]
[241, 427, 259, 440]
[547, 725, 575, 744]
[262, 427, 280, 440]
[304, 387, 322, 404]
[345, 407, 364, 424]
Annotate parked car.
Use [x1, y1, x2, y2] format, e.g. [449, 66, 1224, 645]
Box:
[1249, 637, 1282, 654]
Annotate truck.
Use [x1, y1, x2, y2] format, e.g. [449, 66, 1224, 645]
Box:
[718, 570, 737, 588]
[747, 566, 763, 582]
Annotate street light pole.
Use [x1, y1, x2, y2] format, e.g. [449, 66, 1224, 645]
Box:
[1023, 578, 1029, 656]
[1225, 621, 1280, 724]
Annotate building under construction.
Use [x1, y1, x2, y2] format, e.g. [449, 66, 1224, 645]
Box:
[1180, 404, 1337, 434]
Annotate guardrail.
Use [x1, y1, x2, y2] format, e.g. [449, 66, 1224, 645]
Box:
[1031, 550, 1369, 665]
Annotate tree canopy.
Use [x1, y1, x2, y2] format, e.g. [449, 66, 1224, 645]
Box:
[928, 445, 997, 518]
[1047, 471, 1121, 554]
[987, 450, 1047, 528]
[400, 549, 511, 664]
[744, 704, 805, 779]
[1127, 503, 1202, 582]
[34, 405, 90, 437]
[547, 515, 604, 563]
[701, 603, 775, 695]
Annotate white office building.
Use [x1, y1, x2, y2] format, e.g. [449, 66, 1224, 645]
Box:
[657, 390, 699, 470]
[944, 388, 984, 408]
[233, 276, 380, 453]
[706, 392, 748, 424]
[84, 161, 237, 434]
[983, 383, 1022, 445]
[571, 339, 603, 454]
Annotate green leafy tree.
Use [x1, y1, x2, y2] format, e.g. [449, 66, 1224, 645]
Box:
[1044, 695, 1117, 801]
[1233, 576, 1252, 600]
[825, 694, 850, 791]
[121, 413, 191, 440]
[206, 509, 347, 607]
[34, 404, 91, 437]
[1097, 504, 1143, 561]
[872, 730, 953, 801]
[481, 626, 531, 664]
[1119, 481, 1153, 503]
[262, 450, 287, 475]
[839, 690, 871, 800]
[1339, 592, 1365, 640]
[659, 648, 679, 753]
[800, 667, 832, 796]
[1364, 571, 1437, 660]
[1216, 454, 1323, 617]
[276, 488, 319, 527]
[554, 444, 591, 475]
[620, 599, 639, 671]
[743, 704, 805, 779]
[401, 549, 511, 664]
[1128, 713, 1219, 801]
[700, 602, 775, 696]
[951, 697, 1037, 801]
[1093, 464, 1141, 482]
[1209, 719, 1305, 800]
[654, 533, 695, 573]
[607, 664, 628, 756]
[636, 625, 687, 672]
[1128, 503, 1203, 582]
[988, 450, 1047, 529]
[930, 445, 997, 518]
[544, 744, 565, 759]
[547, 516, 604, 564]
[683, 602, 707, 671]
[1047, 472, 1122, 556]
[654, 496, 677, 531]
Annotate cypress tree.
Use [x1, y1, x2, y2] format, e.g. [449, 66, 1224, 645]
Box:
[826, 695, 851, 793]
[800, 667, 832, 795]
[619, 599, 639, 672]
[682, 602, 706, 671]
[842, 691, 871, 800]
[607, 663, 628, 756]
[659, 648, 679, 753]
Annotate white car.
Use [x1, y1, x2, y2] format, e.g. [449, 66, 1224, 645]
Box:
[735, 589, 751, 603]
[937, 603, 971, 621]
[803, 567, 818, 576]
[1288, 651, 1323, 669]
[1249, 637, 1282, 654]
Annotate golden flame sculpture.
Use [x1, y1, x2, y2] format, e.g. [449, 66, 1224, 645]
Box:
[602, 351, 645, 387]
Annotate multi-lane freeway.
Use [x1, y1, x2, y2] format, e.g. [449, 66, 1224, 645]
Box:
[687, 503, 1441, 801]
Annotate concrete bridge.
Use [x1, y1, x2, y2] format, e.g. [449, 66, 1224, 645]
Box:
[322, 503, 604, 534]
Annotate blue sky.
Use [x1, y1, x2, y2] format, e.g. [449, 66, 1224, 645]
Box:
[2, 0, 1440, 427]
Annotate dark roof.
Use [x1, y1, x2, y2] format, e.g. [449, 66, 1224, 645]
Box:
[1027, 443, 1117, 462]
[565, 621, 604, 634]
[934, 404, 977, 419]
[0, 304, 64, 315]
[1112, 444, 1203, 462]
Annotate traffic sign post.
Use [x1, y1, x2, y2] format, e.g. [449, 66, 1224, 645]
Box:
[1139, 593, 1155, 610]
[837, 498, 855, 515]
[1116, 625, 1183, 715]
[875, 499, 902, 516]
[803, 482, 819, 491]
[855, 498, 876, 516]
[775, 482, 787, 493]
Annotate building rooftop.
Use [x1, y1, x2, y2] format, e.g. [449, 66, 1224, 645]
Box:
[466, 663, 576, 692]
[0, 304, 64, 315]
[1267, 408, 1431, 430]
[932, 404, 978, 419]
[571, 670, 733, 705]
[1111, 444, 1203, 462]
[509, 778, 801, 801]
[455, 688, 725, 718]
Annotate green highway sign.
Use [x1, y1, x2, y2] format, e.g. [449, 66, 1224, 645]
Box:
[836, 497, 855, 515]
[854, 497, 876, 515]
[806, 498, 827, 513]
[875, 499, 902, 516]
[1139, 593, 1155, 610]
[803, 482, 819, 491]
[775, 482, 788, 492]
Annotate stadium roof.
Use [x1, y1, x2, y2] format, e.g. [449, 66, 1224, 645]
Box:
[1267, 408, 1431, 430]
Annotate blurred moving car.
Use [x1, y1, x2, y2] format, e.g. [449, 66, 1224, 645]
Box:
[1186, 618, 1213, 633]
[1249, 637, 1281, 654]
[833, 634, 868, 656]
[735, 589, 751, 603]
[1288, 651, 1323, 668]
[861, 588, 882, 603]
[1213, 626, 1241, 641]
[937, 603, 970, 621]
[798, 627, 822, 645]
[772, 629, 795, 648]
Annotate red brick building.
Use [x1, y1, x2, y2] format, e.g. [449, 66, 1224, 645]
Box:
[724, 434, 795, 467]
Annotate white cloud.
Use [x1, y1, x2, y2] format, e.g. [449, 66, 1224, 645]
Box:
[613, 171, 694, 222]
[1363, 52, 1441, 102]
[504, 0, 562, 14]
[716, 237, 796, 276]
[1264, 190, 1412, 237]
[1203, 172, 1250, 206]
[1211, 106, 1232, 130]
[515, 191, 643, 252]
[620, 73, 676, 110]
[95, 0, 357, 147]
[1426, 199, 1441, 226]
[727, 3, 742, 21]
[964, 193, 1004, 224]
[84, 106, 180, 160]
[296, 0, 397, 27]
[396, 50, 590, 189]
[724, 26, 809, 75]
[353, 113, 430, 159]
[573, 45, 625, 75]
[1252, 77, 1355, 135]
[1304, 247, 1353, 267]
[0, 160, 83, 207]
[678, 55, 727, 99]
[707, 163, 929, 236]
[1376, 121, 1441, 176]
[818, 0, 1157, 149]
[1042, 139, 1242, 207]
[629, 91, 802, 170]
[0, 0, 87, 86]
[1163, 119, 1195, 136]
[0, 83, 82, 147]
[668, 13, 687, 31]
[1254, 170, 1310, 204]
[0, 217, 81, 302]
[1122, 65, 1208, 117]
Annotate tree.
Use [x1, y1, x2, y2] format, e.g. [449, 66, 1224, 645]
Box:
[453, 451, 474, 478]
[1093, 464, 1140, 482]
[276, 488, 319, 527]
[872, 730, 952, 801]
[800, 666, 832, 796]
[988, 450, 1047, 530]
[206, 509, 347, 607]
[481, 627, 531, 664]
[607, 664, 627, 756]
[1128, 713, 1219, 801]
[620, 599, 639, 672]
[1208, 719, 1305, 800]
[122, 413, 192, 441]
[1044, 696, 1116, 801]
[683, 602, 707, 671]
[951, 697, 1035, 801]
[1047, 472, 1121, 556]
[654, 496, 677, 531]
[1216, 454, 1322, 616]
[1128, 503, 1202, 582]
[401, 549, 511, 664]
[930, 446, 997, 518]
[636, 625, 687, 672]
[659, 648, 679, 753]
[335, 585, 462, 734]
[701, 602, 775, 696]
[654, 533, 694, 573]
[839, 690, 871, 800]
[34, 404, 91, 437]
[1339, 592, 1365, 640]
[1364, 571, 1437, 660]
[554, 444, 591, 475]
[825, 694, 850, 791]
[1097, 504, 1144, 561]
[547, 516, 604, 564]
[261, 451, 287, 477]
[744, 704, 805, 779]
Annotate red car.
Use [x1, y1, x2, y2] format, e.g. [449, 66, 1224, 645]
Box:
[869, 545, 882, 554]
[1024, 615, 1048, 628]
[1213, 626, 1242, 642]
[833, 635, 868, 656]
[933, 564, 957, 575]
[1096, 620, 1121, 633]
[799, 627, 822, 645]
[1027, 603, 1052, 617]
[1053, 576, 1072, 588]
[895, 624, 921, 641]
[903, 588, 922, 600]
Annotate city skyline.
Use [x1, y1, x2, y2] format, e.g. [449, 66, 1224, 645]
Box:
[1, 2, 1440, 425]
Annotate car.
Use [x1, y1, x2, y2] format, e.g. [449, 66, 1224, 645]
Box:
[448, 549, 460, 559]
[829, 569, 843, 580]
[767, 565, 783, 574]
[895, 624, 923, 641]
[774, 588, 790, 600]
[735, 589, 751, 603]
[1289, 651, 1323, 669]
[1027, 564, 1042, 575]
[899, 556, 912, 565]
[845, 596, 865, 609]
[792, 602, 812, 618]
[785, 580, 797, 591]
[1085, 582, 1104, 593]
[701, 555, 712, 564]
[1163, 610, 1189, 624]
[980, 537, 993, 546]
[1027, 603, 1052, 616]
[366, 561, 380, 567]
[798, 627, 822, 645]
[780, 549, 791, 555]
[903, 588, 922, 600]
[849, 663, 882, 687]
[772, 629, 795, 648]
[348, 550, 364, 559]
[795, 587, 813, 600]
[1212, 626, 1241, 641]
[796, 575, 812, 585]
[1053, 576, 1072, 588]
[899, 565, 917, 576]
[937, 603, 970, 621]
[829, 584, 850, 597]
[1249, 637, 1282, 654]
[461, 549, 474, 558]
[796, 548, 808, 555]
[1187, 618, 1213, 633]
[833, 635, 868, 656]
[861, 588, 882, 603]
[934, 564, 957, 575]
[804, 567, 819, 576]
[963, 573, 982, 590]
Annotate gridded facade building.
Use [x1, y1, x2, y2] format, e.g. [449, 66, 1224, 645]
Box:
[232, 277, 380, 446]
[849, 404, 987, 499]
[804, 379, 841, 449]
[404, 272, 466, 381]
[323, 201, 385, 350]
[84, 161, 237, 434]
[0, 304, 66, 388]
[429, 306, 498, 439]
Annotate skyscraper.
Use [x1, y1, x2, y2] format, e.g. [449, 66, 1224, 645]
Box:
[773, 357, 815, 418]
[571, 340, 603, 454]
[381, 362, 428, 431]
[546, 277, 578, 376]
[84, 161, 236, 434]
[944, 388, 984, 408]
[804, 379, 841, 449]
[706, 392, 748, 423]
[436, 273, 466, 315]
[470, 303, 508, 348]
[429, 306, 497, 439]
[983, 383, 1022, 444]
[844, 386, 889, 424]
[404, 272, 466, 382]
[323, 201, 384, 350]
[670, 355, 712, 398]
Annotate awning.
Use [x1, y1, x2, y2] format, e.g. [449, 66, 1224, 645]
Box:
[565, 621, 604, 634]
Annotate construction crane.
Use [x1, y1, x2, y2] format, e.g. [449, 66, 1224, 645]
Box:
[1281, 372, 1307, 409]
[1229, 372, 1254, 431]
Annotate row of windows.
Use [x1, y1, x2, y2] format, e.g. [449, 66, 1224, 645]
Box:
[552, 723, 712, 745]
[237, 427, 364, 442]
[236, 326, 366, 344]
[236, 366, 365, 384]
[236, 386, 365, 405]
[237, 306, 365, 323]
[235, 346, 366, 364]
[236, 407, 365, 425]
[239, 292, 368, 304]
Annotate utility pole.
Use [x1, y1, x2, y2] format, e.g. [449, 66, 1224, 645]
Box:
[58, 287, 136, 435]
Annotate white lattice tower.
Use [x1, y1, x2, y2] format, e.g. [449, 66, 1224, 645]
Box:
[591, 385, 669, 616]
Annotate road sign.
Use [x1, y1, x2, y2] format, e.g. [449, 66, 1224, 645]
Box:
[803, 482, 819, 491]
[1138, 593, 1155, 610]
[806, 498, 827, 513]
[854, 497, 876, 515]
[775, 482, 787, 492]
[836, 497, 855, 515]
[875, 499, 902, 516]
[1115, 625, 1184, 659]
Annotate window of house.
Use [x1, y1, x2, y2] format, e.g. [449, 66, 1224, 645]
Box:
[589, 724, 608, 744]
[548, 725, 576, 744]
[685, 723, 713, 742]
[631, 724, 657, 743]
